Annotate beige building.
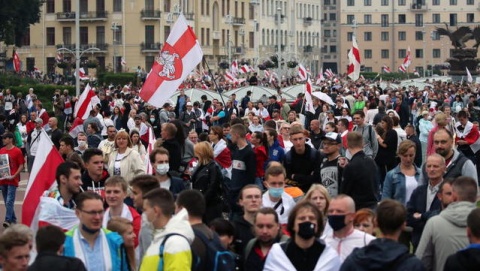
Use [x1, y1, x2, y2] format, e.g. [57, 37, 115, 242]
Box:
[10, 0, 322, 76]
[339, 0, 480, 76]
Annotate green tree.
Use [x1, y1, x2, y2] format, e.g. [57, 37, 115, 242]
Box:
[0, 0, 43, 46]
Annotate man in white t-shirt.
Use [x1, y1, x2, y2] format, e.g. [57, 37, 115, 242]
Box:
[261, 164, 295, 226]
[323, 194, 376, 262]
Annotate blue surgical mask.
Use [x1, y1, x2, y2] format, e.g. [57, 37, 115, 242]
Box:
[268, 187, 284, 198]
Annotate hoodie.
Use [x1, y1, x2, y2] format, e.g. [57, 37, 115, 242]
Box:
[444, 244, 480, 271]
[139, 208, 194, 271]
[340, 238, 424, 271]
[415, 201, 477, 271]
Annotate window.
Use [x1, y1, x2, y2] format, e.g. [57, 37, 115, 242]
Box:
[145, 56, 155, 71]
[324, 30, 331, 37]
[381, 14, 389, 27]
[249, 32, 254, 48]
[381, 49, 389, 59]
[381, 0, 389, 6]
[431, 31, 440, 40]
[381, 32, 389, 41]
[415, 31, 424, 40]
[80, 27, 88, 45]
[96, 26, 105, 45]
[450, 0, 457, 5]
[433, 49, 441, 58]
[467, 0, 474, 5]
[113, 0, 122, 12]
[467, 13, 474, 23]
[347, 0, 354, 6]
[398, 31, 406, 40]
[432, 14, 440, 23]
[415, 49, 424, 58]
[364, 49, 372, 59]
[398, 14, 406, 24]
[398, 0, 406, 5]
[364, 15, 371, 24]
[347, 32, 353, 41]
[398, 49, 406, 58]
[347, 15, 355, 24]
[330, 46, 337, 53]
[415, 14, 423, 27]
[432, 0, 440, 5]
[145, 26, 154, 45]
[364, 67, 372, 72]
[114, 26, 122, 44]
[46, 0, 55, 13]
[364, 32, 372, 41]
[450, 14, 457, 26]
[364, 0, 371, 6]
[63, 0, 71, 12]
[21, 28, 30, 46]
[63, 27, 71, 44]
[46, 27, 55, 46]
[329, 13, 336, 21]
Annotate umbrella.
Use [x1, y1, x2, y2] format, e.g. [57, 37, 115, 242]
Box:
[312, 91, 334, 105]
[169, 88, 227, 104]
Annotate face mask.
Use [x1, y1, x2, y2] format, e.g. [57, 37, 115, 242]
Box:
[297, 221, 316, 239]
[150, 118, 155, 123]
[78, 140, 86, 147]
[156, 164, 169, 175]
[328, 215, 347, 231]
[268, 187, 284, 198]
[81, 223, 100, 234]
[226, 134, 232, 140]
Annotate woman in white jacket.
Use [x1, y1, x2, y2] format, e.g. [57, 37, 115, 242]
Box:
[108, 130, 146, 182]
[264, 201, 341, 271]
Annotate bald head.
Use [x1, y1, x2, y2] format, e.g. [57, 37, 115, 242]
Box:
[329, 194, 356, 214]
[48, 117, 58, 129]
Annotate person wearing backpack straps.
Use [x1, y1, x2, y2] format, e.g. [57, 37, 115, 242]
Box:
[244, 208, 290, 271]
[176, 189, 236, 271]
[340, 199, 425, 271]
[264, 201, 341, 271]
[139, 188, 194, 271]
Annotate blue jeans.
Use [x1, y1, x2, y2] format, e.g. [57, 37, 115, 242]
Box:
[1, 185, 17, 223]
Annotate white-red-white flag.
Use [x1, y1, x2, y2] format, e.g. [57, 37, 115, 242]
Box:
[264, 70, 271, 78]
[145, 127, 156, 174]
[225, 70, 238, 83]
[56, 52, 63, 63]
[298, 63, 308, 81]
[304, 78, 315, 114]
[347, 36, 361, 81]
[140, 14, 203, 108]
[403, 46, 412, 68]
[22, 130, 64, 227]
[413, 69, 420, 77]
[466, 67, 473, 83]
[74, 84, 96, 120]
[382, 65, 391, 73]
[315, 68, 325, 85]
[240, 64, 251, 74]
[324, 68, 334, 78]
[74, 68, 89, 80]
[121, 57, 126, 66]
[399, 65, 407, 73]
[231, 59, 239, 75]
[13, 50, 21, 73]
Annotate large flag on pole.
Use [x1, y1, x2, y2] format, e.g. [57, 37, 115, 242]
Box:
[347, 36, 361, 81]
[298, 63, 308, 81]
[73, 83, 96, 120]
[304, 78, 315, 114]
[402, 46, 412, 68]
[12, 49, 21, 73]
[466, 67, 473, 83]
[382, 65, 391, 73]
[74, 67, 89, 80]
[22, 130, 64, 227]
[140, 14, 203, 108]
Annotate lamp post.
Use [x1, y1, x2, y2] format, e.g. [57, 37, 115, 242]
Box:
[423, 26, 426, 77]
[75, 0, 80, 96]
[225, 15, 233, 65]
[111, 22, 118, 74]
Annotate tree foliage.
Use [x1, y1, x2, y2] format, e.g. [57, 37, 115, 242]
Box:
[0, 0, 43, 46]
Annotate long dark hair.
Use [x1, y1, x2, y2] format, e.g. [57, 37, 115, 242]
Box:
[253, 131, 269, 153]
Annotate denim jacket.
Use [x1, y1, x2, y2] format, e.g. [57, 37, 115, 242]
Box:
[382, 165, 421, 205]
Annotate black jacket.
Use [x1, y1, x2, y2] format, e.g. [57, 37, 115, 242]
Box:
[444, 246, 480, 271]
[341, 150, 378, 210]
[340, 238, 425, 271]
[191, 161, 223, 205]
[284, 144, 321, 193]
[161, 138, 182, 172]
[27, 252, 87, 271]
[233, 216, 255, 258]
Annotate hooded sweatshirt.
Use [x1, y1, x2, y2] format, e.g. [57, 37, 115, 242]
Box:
[415, 201, 477, 271]
[340, 238, 424, 271]
[139, 208, 194, 271]
[444, 244, 480, 271]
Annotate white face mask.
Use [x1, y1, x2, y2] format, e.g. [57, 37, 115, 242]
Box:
[156, 163, 169, 175]
[78, 140, 87, 147]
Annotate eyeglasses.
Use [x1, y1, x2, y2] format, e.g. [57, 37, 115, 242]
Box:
[79, 209, 104, 216]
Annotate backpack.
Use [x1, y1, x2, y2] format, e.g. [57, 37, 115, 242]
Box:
[158, 231, 236, 271]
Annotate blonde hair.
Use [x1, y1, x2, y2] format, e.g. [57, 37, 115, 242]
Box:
[114, 130, 133, 149]
[304, 184, 331, 214]
[194, 141, 214, 165]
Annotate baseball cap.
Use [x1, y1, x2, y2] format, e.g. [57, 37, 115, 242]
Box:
[321, 132, 341, 144]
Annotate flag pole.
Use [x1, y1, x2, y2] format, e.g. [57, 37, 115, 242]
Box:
[203, 57, 227, 106]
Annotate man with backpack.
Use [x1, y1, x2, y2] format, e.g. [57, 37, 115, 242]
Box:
[340, 199, 425, 271]
[176, 189, 236, 271]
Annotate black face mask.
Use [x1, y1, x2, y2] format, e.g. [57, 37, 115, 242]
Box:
[81, 224, 100, 235]
[297, 221, 316, 239]
[328, 215, 347, 231]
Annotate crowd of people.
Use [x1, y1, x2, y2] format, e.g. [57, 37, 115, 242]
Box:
[0, 76, 479, 271]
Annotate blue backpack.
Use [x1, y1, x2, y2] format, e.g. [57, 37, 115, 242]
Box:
[158, 230, 236, 271]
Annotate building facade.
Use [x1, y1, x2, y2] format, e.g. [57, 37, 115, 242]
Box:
[10, 0, 322, 76]
[339, 0, 479, 75]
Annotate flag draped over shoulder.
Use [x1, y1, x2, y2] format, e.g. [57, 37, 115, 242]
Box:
[347, 36, 361, 81]
[140, 14, 203, 108]
[22, 130, 64, 227]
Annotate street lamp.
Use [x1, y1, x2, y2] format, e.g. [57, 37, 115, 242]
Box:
[423, 26, 426, 77]
[225, 15, 233, 65]
[111, 22, 119, 74]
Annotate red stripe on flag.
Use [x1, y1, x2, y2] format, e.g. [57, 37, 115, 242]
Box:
[76, 90, 95, 119]
[22, 149, 64, 226]
[141, 29, 198, 102]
